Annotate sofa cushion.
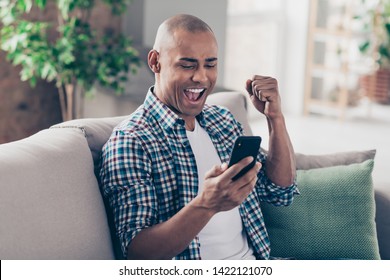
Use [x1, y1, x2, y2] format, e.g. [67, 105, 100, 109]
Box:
[0, 128, 115, 259]
[51, 116, 127, 166]
[296, 149, 376, 170]
[294, 149, 390, 259]
[261, 159, 380, 259]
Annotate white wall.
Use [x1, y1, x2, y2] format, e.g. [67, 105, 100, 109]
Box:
[280, 0, 310, 115]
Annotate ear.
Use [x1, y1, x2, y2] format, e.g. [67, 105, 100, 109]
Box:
[148, 50, 161, 73]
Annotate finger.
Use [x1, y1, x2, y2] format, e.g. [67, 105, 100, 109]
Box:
[205, 164, 226, 179]
[252, 84, 261, 99]
[251, 77, 278, 87]
[245, 79, 253, 96]
[252, 84, 266, 100]
[259, 89, 272, 102]
[260, 90, 281, 104]
[252, 75, 269, 81]
[233, 162, 261, 187]
[253, 86, 273, 102]
[232, 177, 257, 202]
[252, 81, 279, 99]
[252, 80, 278, 90]
[224, 156, 254, 179]
[251, 75, 276, 83]
[253, 85, 265, 101]
[220, 162, 228, 172]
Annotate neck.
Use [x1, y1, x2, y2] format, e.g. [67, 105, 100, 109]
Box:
[183, 117, 196, 131]
[151, 86, 197, 131]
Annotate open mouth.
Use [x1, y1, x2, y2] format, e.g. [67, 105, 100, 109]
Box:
[183, 88, 207, 102]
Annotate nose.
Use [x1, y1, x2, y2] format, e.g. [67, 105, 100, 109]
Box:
[192, 67, 208, 83]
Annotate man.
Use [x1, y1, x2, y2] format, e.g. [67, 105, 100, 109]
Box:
[100, 14, 298, 260]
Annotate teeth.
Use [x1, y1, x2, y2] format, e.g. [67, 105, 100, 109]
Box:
[187, 88, 203, 93]
[184, 88, 205, 101]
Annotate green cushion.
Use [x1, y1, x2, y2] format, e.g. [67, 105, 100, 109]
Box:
[261, 159, 380, 259]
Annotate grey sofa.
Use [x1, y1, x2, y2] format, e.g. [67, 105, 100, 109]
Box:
[0, 91, 389, 260]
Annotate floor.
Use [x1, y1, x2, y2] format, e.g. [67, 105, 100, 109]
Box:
[248, 99, 390, 188]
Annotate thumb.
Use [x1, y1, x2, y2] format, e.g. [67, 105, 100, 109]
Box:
[220, 162, 228, 172]
[245, 79, 253, 96]
[205, 163, 228, 179]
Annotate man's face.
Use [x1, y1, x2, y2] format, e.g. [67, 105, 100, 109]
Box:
[155, 29, 218, 125]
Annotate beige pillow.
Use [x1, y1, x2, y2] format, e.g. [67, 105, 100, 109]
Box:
[296, 150, 376, 170]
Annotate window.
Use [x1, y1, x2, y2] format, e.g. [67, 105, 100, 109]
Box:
[224, 0, 286, 92]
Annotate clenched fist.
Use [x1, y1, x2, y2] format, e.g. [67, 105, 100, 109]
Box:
[245, 75, 283, 120]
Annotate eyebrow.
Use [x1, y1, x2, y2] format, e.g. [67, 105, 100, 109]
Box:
[179, 57, 218, 63]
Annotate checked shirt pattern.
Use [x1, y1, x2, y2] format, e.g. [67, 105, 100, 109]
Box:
[99, 88, 298, 259]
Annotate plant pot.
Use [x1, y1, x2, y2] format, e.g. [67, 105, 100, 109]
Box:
[359, 69, 390, 104]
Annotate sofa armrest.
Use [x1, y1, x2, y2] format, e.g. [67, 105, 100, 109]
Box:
[375, 184, 390, 259]
[0, 128, 115, 259]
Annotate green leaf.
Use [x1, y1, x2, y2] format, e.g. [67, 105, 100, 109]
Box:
[41, 62, 57, 81]
[0, 2, 16, 25]
[58, 0, 71, 20]
[385, 23, 390, 35]
[11, 52, 26, 65]
[23, 0, 33, 12]
[34, 0, 47, 9]
[359, 41, 370, 53]
[59, 51, 75, 64]
[1, 0, 140, 94]
[29, 76, 37, 87]
[379, 45, 390, 59]
[75, 0, 94, 10]
[119, 75, 127, 82]
[20, 66, 33, 81]
[101, 0, 131, 15]
[1, 33, 28, 52]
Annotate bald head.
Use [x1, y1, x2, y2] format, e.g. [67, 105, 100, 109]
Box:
[153, 14, 215, 51]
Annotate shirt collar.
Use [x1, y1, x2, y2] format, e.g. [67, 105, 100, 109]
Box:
[144, 86, 184, 131]
[144, 86, 209, 132]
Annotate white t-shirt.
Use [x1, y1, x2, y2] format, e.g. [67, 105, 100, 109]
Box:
[186, 120, 255, 260]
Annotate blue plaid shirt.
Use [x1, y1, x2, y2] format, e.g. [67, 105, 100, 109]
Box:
[100, 88, 298, 260]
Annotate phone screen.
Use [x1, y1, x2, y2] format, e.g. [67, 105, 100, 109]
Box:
[228, 136, 262, 181]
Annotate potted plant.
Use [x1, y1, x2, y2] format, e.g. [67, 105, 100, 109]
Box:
[0, 0, 140, 121]
[355, 0, 390, 103]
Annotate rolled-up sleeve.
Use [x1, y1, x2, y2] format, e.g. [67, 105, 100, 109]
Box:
[100, 132, 158, 258]
[255, 150, 299, 206]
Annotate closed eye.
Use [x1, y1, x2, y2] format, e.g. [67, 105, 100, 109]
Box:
[181, 65, 195, 69]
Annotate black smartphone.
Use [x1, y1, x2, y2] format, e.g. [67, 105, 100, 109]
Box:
[228, 136, 262, 181]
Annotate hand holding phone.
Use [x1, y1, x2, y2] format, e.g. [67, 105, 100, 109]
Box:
[228, 136, 262, 181]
